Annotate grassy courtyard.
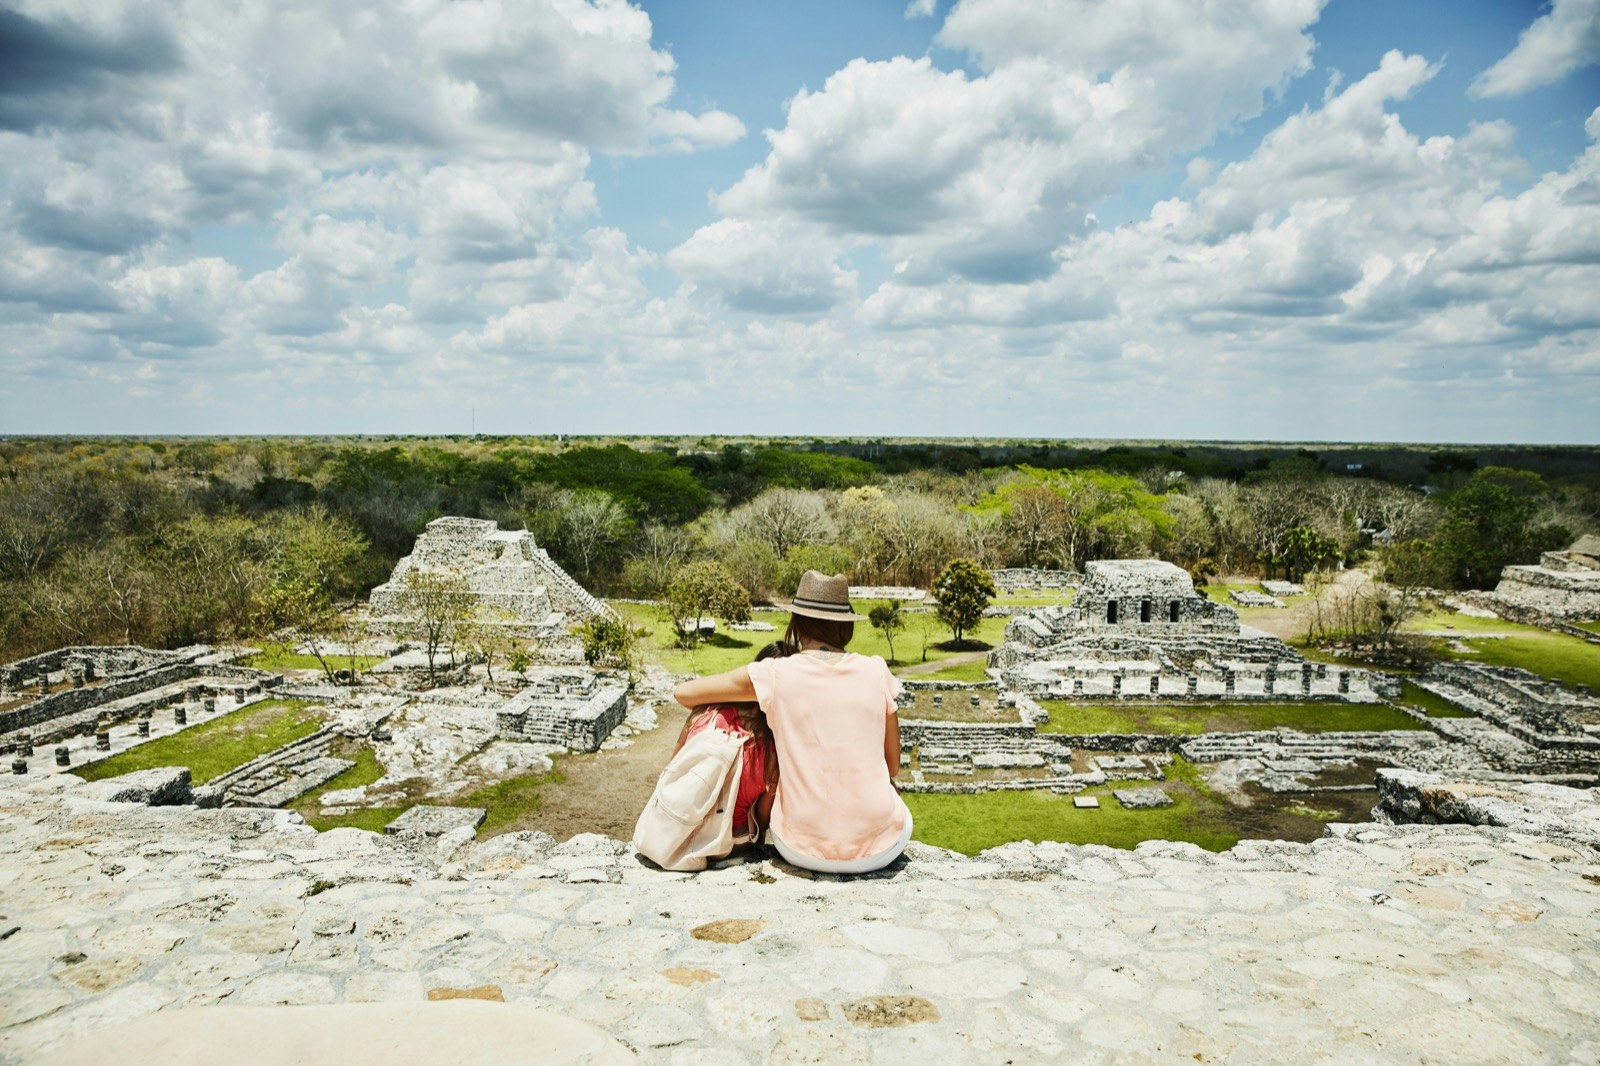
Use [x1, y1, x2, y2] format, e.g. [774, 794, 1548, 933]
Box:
[1036, 700, 1428, 735]
[1393, 680, 1471, 718]
[75, 699, 322, 784]
[244, 648, 385, 673]
[1402, 605, 1600, 690]
[907, 757, 1384, 855]
[907, 758, 1239, 854]
[611, 599, 1008, 678]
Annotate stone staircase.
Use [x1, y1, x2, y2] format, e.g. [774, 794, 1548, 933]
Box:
[532, 548, 612, 620]
[210, 729, 353, 808]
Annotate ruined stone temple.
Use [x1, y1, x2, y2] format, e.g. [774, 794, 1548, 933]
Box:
[0, 644, 279, 768]
[368, 516, 609, 628]
[495, 667, 629, 752]
[991, 559, 1388, 701]
[1491, 533, 1600, 619]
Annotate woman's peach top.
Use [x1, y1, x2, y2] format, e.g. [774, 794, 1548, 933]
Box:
[746, 651, 909, 862]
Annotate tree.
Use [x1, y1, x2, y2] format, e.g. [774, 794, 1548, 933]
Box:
[932, 558, 995, 646]
[392, 569, 473, 686]
[1431, 468, 1568, 589]
[868, 600, 906, 663]
[665, 561, 751, 648]
[579, 615, 638, 672]
[729, 488, 834, 558]
[1272, 526, 1340, 583]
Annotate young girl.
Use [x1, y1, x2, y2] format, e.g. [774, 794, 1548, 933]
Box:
[670, 642, 784, 841]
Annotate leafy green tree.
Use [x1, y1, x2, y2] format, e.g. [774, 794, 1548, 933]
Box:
[1431, 468, 1569, 589]
[932, 558, 995, 646]
[868, 600, 906, 663]
[665, 561, 751, 648]
[579, 615, 639, 672]
[1270, 526, 1340, 582]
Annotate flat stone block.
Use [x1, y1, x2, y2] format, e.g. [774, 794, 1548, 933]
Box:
[1093, 756, 1147, 772]
[385, 806, 487, 837]
[1113, 787, 1174, 810]
[1073, 796, 1100, 809]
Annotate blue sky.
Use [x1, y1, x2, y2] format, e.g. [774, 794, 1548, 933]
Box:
[1, 0, 1597, 441]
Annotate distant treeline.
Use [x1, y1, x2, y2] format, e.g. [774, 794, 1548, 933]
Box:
[1, 436, 1595, 659]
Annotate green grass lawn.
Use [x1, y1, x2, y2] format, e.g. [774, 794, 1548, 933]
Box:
[908, 758, 1239, 854]
[1037, 700, 1428, 735]
[1394, 680, 1471, 718]
[613, 600, 1008, 678]
[1395, 603, 1600, 690]
[1401, 606, 1538, 635]
[75, 699, 322, 784]
[244, 648, 385, 673]
[459, 767, 568, 835]
[290, 743, 389, 830]
[1440, 632, 1600, 690]
[907, 658, 994, 682]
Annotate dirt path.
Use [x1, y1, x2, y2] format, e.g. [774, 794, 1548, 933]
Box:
[496, 699, 688, 842]
[1231, 569, 1372, 643]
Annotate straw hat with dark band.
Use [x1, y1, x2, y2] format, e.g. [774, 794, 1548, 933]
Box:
[783, 570, 866, 621]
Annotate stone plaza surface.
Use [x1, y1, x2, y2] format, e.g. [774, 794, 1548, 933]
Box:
[2, 773, 1598, 1063]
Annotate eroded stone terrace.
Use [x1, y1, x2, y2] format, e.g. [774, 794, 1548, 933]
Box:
[1, 773, 1597, 1063]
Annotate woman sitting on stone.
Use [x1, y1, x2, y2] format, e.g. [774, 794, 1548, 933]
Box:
[673, 571, 911, 875]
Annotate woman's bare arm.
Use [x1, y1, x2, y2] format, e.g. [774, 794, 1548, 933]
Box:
[884, 711, 901, 780]
[673, 666, 756, 708]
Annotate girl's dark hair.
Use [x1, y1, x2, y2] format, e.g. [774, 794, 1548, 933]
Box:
[781, 614, 855, 656]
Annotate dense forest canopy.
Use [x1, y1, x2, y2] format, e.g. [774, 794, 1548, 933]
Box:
[2, 436, 1596, 659]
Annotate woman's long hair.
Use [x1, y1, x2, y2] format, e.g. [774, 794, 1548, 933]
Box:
[779, 614, 855, 657]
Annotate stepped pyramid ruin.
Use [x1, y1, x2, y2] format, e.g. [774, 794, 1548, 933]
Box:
[369, 516, 609, 629]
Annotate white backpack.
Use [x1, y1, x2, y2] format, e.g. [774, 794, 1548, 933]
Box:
[632, 725, 757, 872]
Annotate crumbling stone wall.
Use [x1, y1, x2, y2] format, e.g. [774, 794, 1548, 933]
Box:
[0, 656, 279, 744]
[494, 668, 629, 752]
[1491, 563, 1600, 619]
[0, 646, 189, 694]
[990, 568, 1081, 593]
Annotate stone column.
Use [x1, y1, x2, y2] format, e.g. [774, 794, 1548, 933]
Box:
[203, 697, 216, 714]
[38, 675, 50, 695]
[95, 731, 111, 752]
[17, 733, 32, 757]
[1301, 664, 1313, 695]
[137, 718, 151, 738]
[1337, 671, 1351, 694]
[1224, 670, 1235, 696]
[1263, 665, 1275, 695]
[174, 706, 187, 726]
[1111, 673, 1122, 698]
[55, 746, 70, 767]
[1072, 678, 1083, 697]
[11, 758, 26, 775]
[1186, 674, 1198, 696]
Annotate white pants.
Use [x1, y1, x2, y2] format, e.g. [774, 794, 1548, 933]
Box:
[771, 815, 913, 875]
